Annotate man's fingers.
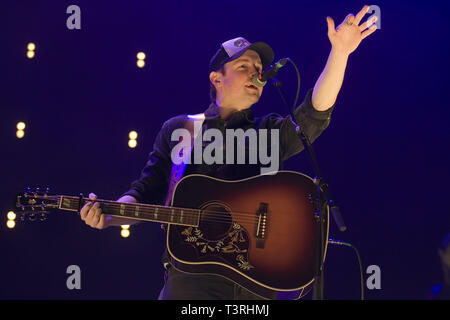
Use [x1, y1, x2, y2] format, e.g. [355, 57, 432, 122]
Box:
[90, 202, 101, 222]
[361, 25, 377, 40]
[345, 14, 355, 25]
[80, 193, 97, 220]
[96, 214, 106, 229]
[354, 5, 370, 25]
[83, 202, 102, 225]
[79, 192, 107, 229]
[80, 202, 93, 220]
[360, 16, 378, 32]
[91, 209, 101, 227]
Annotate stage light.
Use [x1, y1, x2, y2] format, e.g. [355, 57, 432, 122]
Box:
[7, 211, 16, 220]
[137, 51, 146, 68]
[128, 139, 137, 148]
[137, 59, 145, 68]
[17, 122, 26, 130]
[121, 228, 130, 238]
[129, 131, 138, 140]
[27, 42, 36, 59]
[7, 220, 16, 229]
[16, 130, 25, 139]
[7, 211, 16, 229]
[137, 52, 146, 60]
[128, 131, 137, 148]
[121, 225, 130, 229]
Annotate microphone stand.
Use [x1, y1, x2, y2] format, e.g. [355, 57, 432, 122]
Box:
[270, 74, 347, 300]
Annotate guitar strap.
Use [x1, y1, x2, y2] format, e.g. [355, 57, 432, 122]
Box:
[163, 113, 205, 207]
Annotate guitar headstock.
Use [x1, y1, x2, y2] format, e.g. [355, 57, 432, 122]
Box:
[15, 187, 59, 221]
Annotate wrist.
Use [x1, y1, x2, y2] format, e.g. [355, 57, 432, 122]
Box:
[330, 47, 350, 60]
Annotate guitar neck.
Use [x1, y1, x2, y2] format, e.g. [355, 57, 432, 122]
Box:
[58, 196, 200, 227]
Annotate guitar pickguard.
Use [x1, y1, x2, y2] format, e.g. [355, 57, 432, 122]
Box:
[180, 222, 254, 271]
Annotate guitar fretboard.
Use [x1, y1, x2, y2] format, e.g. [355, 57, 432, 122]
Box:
[59, 196, 200, 227]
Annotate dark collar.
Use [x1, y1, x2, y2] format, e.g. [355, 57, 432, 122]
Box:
[203, 103, 255, 127]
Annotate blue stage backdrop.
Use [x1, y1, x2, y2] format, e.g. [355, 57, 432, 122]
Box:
[1, 0, 449, 300]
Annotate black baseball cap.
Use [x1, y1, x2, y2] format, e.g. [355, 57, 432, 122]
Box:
[209, 37, 274, 73]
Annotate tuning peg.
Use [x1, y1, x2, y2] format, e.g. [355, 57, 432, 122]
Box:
[28, 212, 37, 222]
[39, 212, 47, 221]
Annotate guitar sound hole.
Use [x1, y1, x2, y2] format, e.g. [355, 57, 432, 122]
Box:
[199, 204, 232, 241]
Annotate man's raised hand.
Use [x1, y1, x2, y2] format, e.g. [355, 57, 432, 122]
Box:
[326, 5, 378, 56]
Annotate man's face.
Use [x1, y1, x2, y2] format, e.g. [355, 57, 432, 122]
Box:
[211, 49, 263, 109]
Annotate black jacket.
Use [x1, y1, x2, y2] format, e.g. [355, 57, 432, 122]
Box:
[122, 88, 334, 205]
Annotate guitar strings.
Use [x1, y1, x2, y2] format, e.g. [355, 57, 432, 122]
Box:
[60, 196, 269, 225]
[97, 201, 260, 225]
[77, 197, 262, 218]
[38, 195, 314, 226]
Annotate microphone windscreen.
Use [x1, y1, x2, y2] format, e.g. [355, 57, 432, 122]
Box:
[252, 74, 266, 88]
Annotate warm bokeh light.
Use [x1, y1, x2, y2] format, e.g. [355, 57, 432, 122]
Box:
[137, 52, 146, 60]
[121, 225, 130, 229]
[17, 122, 26, 130]
[27, 50, 35, 59]
[129, 131, 138, 140]
[128, 139, 137, 148]
[7, 211, 16, 220]
[16, 130, 25, 139]
[121, 228, 130, 238]
[7, 220, 16, 229]
[137, 59, 145, 68]
[27, 42, 36, 51]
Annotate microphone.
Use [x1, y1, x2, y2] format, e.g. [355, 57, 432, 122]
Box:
[252, 58, 288, 88]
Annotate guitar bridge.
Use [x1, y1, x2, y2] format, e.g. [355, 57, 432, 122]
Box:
[255, 202, 268, 249]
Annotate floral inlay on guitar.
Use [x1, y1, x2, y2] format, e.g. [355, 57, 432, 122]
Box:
[181, 222, 255, 271]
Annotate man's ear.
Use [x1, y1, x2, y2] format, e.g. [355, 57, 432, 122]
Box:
[209, 71, 222, 89]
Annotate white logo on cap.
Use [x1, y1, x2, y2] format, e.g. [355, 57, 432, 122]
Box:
[222, 37, 251, 58]
[234, 39, 250, 48]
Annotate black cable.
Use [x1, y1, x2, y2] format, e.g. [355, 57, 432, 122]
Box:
[328, 239, 365, 300]
[272, 57, 301, 114]
[286, 57, 301, 112]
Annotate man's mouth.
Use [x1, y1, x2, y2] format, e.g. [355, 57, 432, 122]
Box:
[245, 84, 258, 91]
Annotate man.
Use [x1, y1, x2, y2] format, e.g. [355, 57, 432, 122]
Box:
[80, 5, 378, 299]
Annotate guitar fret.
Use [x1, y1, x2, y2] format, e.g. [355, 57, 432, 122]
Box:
[59, 196, 80, 212]
[56, 196, 199, 227]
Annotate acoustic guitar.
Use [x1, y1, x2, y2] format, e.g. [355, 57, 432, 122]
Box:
[16, 170, 329, 300]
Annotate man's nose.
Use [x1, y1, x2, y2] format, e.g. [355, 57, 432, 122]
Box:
[250, 69, 261, 79]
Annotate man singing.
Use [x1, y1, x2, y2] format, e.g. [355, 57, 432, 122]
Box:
[80, 5, 378, 299]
